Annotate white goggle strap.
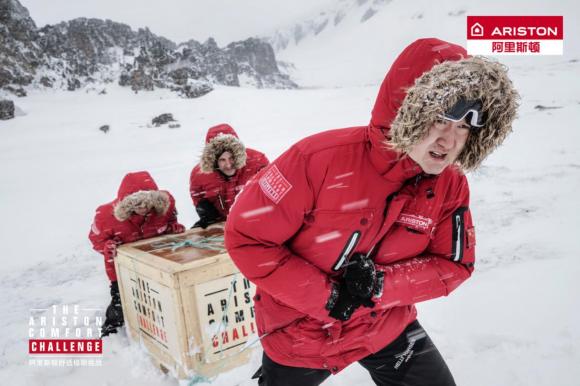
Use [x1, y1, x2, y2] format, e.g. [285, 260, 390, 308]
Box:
[441, 110, 484, 128]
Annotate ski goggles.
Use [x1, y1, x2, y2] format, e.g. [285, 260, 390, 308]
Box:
[441, 98, 486, 128]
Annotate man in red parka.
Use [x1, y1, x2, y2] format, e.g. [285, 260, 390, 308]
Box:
[225, 38, 519, 385]
[89, 171, 185, 337]
[189, 123, 269, 228]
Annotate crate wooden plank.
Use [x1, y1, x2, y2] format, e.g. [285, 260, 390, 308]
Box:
[192, 274, 257, 363]
[118, 227, 227, 274]
[114, 224, 257, 380]
[117, 264, 185, 360]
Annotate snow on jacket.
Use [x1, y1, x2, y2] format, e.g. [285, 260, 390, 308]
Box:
[89, 171, 182, 282]
[225, 39, 481, 373]
[189, 124, 269, 219]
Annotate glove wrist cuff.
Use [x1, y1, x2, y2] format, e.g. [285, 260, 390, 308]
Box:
[325, 282, 340, 311]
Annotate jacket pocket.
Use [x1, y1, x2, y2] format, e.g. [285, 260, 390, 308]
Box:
[290, 208, 376, 273]
[253, 289, 306, 335]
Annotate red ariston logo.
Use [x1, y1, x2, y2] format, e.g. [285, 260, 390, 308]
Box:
[467, 16, 563, 55]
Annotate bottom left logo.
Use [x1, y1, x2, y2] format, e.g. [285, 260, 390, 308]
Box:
[28, 304, 104, 367]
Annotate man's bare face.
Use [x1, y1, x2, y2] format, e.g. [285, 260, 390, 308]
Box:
[407, 118, 470, 175]
[217, 151, 236, 176]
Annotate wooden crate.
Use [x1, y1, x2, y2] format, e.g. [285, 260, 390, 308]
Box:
[114, 224, 257, 380]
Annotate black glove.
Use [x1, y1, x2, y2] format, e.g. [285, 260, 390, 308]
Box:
[343, 253, 377, 298]
[326, 281, 374, 322]
[101, 281, 124, 338]
[192, 199, 221, 229]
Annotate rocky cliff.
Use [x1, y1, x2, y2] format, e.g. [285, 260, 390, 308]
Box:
[0, 0, 296, 98]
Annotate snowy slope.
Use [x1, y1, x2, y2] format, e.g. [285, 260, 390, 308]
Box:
[265, 0, 392, 51]
[2, 1, 580, 386]
[273, 0, 580, 88]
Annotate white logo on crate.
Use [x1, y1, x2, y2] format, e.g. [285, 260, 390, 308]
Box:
[119, 266, 181, 359]
[131, 277, 170, 344]
[195, 275, 257, 363]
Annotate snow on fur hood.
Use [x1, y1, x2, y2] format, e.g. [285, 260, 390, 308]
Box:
[112, 171, 170, 221]
[371, 38, 520, 172]
[199, 123, 247, 173]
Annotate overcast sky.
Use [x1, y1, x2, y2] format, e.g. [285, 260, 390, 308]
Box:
[19, 0, 335, 45]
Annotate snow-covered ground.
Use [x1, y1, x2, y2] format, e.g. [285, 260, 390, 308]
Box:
[2, 1, 580, 385]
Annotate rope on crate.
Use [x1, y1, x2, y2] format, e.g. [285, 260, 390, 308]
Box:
[186, 374, 212, 385]
[187, 272, 269, 386]
[150, 236, 226, 253]
[186, 272, 237, 386]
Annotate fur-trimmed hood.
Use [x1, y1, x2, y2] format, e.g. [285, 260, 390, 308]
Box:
[371, 38, 519, 172]
[113, 171, 170, 221]
[199, 123, 247, 174]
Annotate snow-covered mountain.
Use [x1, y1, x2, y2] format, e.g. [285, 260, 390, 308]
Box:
[265, 0, 392, 52]
[0, 0, 295, 102]
[0, 0, 42, 95]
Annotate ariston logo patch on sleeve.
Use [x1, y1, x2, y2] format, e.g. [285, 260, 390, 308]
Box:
[259, 165, 292, 204]
[396, 213, 433, 233]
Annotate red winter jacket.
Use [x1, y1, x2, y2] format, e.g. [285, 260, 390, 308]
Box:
[225, 38, 476, 373]
[189, 124, 269, 219]
[89, 171, 183, 282]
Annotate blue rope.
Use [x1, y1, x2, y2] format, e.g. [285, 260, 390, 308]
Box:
[187, 374, 212, 385]
[186, 273, 237, 385]
[150, 236, 225, 253]
[147, 237, 257, 385]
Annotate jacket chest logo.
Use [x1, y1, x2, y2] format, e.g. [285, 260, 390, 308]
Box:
[396, 213, 433, 233]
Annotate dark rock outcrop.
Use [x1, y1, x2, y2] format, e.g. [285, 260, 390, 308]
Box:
[225, 38, 297, 88]
[151, 113, 175, 127]
[0, 99, 15, 119]
[172, 82, 213, 99]
[0, 0, 297, 97]
[0, 0, 42, 89]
